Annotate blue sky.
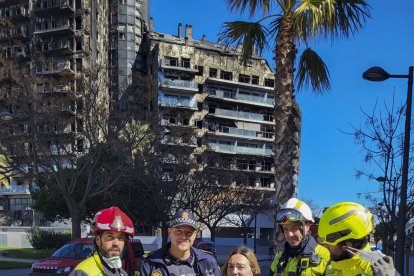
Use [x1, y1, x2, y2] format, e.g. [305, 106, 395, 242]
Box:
[150, 0, 414, 213]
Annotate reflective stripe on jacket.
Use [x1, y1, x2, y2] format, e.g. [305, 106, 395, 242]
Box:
[325, 244, 373, 276]
[70, 251, 127, 276]
[270, 237, 330, 276]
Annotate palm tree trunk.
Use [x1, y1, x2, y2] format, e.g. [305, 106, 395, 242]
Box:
[273, 13, 300, 250]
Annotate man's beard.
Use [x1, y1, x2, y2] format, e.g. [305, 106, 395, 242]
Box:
[99, 241, 121, 258]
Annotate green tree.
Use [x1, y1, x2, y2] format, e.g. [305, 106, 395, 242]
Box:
[220, 0, 370, 247]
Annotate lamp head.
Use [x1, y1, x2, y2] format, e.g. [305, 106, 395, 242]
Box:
[0, 111, 13, 121]
[362, 66, 390, 82]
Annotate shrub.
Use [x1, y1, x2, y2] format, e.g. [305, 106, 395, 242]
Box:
[27, 227, 71, 249]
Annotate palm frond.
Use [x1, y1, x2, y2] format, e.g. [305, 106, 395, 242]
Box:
[293, 0, 370, 41]
[333, 0, 371, 38]
[268, 16, 283, 41]
[226, 0, 271, 16]
[296, 47, 330, 93]
[219, 21, 269, 65]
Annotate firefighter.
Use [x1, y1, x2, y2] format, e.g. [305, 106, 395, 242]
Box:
[140, 209, 220, 276]
[318, 201, 398, 276]
[270, 198, 330, 275]
[70, 206, 134, 276]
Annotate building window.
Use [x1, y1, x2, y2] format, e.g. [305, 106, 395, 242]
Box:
[260, 177, 272, 188]
[167, 57, 178, 66]
[252, 75, 259, 85]
[237, 159, 248, 170]
[238, 74, 250, 83]
[261, 160, 272, 171]
[220, 70, 232, 80]
[196, 65, 203, 76]
[209, 68, 217, 78]
[264, 78, 275, 87]
[181, 58, 190, 68]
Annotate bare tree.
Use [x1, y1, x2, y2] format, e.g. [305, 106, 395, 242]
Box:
[224, 189, 273, 245]
[345, 96, 414, 254]
[0, 42, 150, 237]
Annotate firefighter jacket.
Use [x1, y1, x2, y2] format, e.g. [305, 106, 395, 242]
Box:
[325, 244, 373, 276]
[270, 235, 330, 276]
[69, 251, 128, 276]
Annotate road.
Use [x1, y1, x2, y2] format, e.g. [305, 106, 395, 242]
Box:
[1, 268, 30, 276]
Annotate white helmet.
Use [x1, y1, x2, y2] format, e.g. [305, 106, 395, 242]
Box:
[276, 198, 314, 224]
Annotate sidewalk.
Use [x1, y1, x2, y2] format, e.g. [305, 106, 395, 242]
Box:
[0, 256, 38, 263]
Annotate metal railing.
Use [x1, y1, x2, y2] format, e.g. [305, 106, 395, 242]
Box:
[207, 88, 274, 106]
[209, 142, 273, 155]
[214, 108, 264, 121]
[160, 79, 198, 90]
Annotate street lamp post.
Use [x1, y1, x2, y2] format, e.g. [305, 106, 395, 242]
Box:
[363, 66, 413, 274]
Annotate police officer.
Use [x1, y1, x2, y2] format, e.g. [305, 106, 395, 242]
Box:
[318, 201, 398, 276]
[270, 198, 330, 275]
[70, 206, 134, 276]
[140, 209, 220, 276]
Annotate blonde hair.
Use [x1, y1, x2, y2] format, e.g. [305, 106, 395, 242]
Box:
[221, 246, 260, 276]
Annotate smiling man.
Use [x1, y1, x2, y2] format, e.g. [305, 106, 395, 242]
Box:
[270, 198, 330, 276]
[70, 206, 134, 276]
[140, 210, 220, 276]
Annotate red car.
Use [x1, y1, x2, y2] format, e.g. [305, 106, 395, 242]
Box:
[30, 237, 144, 275]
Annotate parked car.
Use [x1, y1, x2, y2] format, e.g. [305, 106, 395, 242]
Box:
[30, 237, 144, 276]
[195, 241, 217, 259]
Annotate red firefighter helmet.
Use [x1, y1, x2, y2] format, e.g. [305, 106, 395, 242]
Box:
[92, 206, 134, 237]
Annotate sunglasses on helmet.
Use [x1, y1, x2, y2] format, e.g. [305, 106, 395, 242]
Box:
[276, 209, 305, 224]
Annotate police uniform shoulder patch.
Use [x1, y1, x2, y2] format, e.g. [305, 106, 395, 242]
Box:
[151, 270, 162, 276]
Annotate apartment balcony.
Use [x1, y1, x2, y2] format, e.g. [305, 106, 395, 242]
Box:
[159, 79, 198, 92]
[159, 96, 197, 109]
[0, 0, 27, 7]
[206, 77, 274, 92]
[34, 0, 75, 16]
[0, 9, 30, 23]
[33, 22, 74, 37]
[206, 87, 274, 107]
[38, 84, 70, 94]
[160, 59, 199, 73]
[210, 108, 274, 124]
[209, 143, 273, 156]
[0, 183, 30, 196]
[209, 126, 274, 141]
[0, 31, 30, 43]
[36, 41, 74, 55]
[36, 64, 75, 76]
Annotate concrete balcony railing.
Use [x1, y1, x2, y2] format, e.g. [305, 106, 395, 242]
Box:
[209, 143, 273, 156]
[36, 41, 73, 54]
[159, 96, 196, 109]
[213, 108, 263, 121]
[207, 88, 274, 106]
[34, 0, 75, 16]
[0, 183, 30, 195]
[160, 79, 198, 91]
[211, 126, 274, 140]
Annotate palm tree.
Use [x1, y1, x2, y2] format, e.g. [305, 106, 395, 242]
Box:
[220, 0, 370, 246]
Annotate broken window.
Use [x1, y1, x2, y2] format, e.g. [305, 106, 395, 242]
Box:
[181, 58, 190, 68]
[220, 70, 232, 80]
[251, 75, 259, 85]
[264, 78, 275, 87]
[196, 65, 203, 76]
[238, 74, 250, 83]
[209, 68, 217, 78]
[167, 57, 178, 66]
